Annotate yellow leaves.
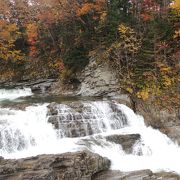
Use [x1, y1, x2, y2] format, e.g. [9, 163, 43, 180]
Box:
[137, 89, 149, 101]
[155, 61, 174, 88]
[174, 29, 180, 38]
[117, 24, 141, 54]
[0, 23, 20, 41]
[118, 24, 128, 34]
[171, 0, 180, 9]
[162, 75, 172, 87]
[157, 62, 172, 75]
[0, 22, 24, 61]
[100, 11, 107, 21]
[126, 87, 133, 94]
[0, 43, 24, 61]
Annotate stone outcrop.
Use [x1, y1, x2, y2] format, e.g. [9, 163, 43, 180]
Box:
[93, 170, 180, 180]
[135, 98, 180, 144]
[76, 134, 141, 154]
[105, 134, 141, 154]
[77, 59, 121, 97]
[0, 151, 110, 180]
[0, 78, 57, 94]
[49, 59, 131, 106]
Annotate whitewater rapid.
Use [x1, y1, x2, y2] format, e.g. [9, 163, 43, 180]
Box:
[0, 88, 32, 100]
[0, 88, 180, 174]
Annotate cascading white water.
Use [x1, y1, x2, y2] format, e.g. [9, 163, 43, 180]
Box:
[0, 88, 33, 100]
[0, 88, 180, 174]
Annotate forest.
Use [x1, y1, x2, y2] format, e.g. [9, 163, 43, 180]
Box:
[0, 0, 179, 107]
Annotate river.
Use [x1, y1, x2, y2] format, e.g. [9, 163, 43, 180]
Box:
[0, 88, 180, 174]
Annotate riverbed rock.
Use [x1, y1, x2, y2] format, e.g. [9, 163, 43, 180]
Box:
[93, 169, 153, 180]
[93, 170, 180, 180]
[76, 133, 141, 154]
[0, 151, 110, 180]
[0, 78, 57, 93]
[105, 134, 141, 154]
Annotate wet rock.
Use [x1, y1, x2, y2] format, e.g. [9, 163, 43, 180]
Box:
[0, 151, 110, 180]
[0, 78, 57, 94]
[106, 134, 141, 154]
[151, 171, 180, 180]
[93, 170, 180, 180]
[93, 169, 153, 180]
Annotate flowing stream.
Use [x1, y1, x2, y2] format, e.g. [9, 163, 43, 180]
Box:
[0, 88, 180, 174]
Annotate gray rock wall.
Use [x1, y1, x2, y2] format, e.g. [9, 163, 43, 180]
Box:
[77, 59, 121, 97]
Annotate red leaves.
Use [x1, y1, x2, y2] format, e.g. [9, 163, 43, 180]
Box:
[140, 13, 153, 21]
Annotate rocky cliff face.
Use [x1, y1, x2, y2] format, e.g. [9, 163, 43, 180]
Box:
[49, 59, 131, 105]
[77, 59, 120, 97]
[135, 98, 180, 145]
[0, 151, 110, 180]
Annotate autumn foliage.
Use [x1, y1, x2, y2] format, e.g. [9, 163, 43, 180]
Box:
[0, 0, 179, 107]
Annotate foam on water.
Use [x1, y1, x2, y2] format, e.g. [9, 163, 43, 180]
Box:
[0, 88, 33, 101]
[0, 89, 180, 174]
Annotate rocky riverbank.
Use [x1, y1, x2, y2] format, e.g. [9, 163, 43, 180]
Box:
[0, 151, 110, 180]
[0, 58, 179, 179]
[0, 152, 179, 180]
[135, 98, 180, 145]
[48, 58, 180, 145]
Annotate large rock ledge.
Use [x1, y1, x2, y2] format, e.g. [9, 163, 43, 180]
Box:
[0, 151, 110, 180]
[93, 170, 180, 180]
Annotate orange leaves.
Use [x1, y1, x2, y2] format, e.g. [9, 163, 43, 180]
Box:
[77, 3, 94, 16]
[26, 24, 38, 41]
[26, 23, 38, 57]
[76, 0, 106, 17]
[0, 23, 19, 41]
[140, 13, 153, 21]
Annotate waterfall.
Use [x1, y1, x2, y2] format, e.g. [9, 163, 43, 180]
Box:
[0, 88, 180, 174]
[0, 88, 33, 101]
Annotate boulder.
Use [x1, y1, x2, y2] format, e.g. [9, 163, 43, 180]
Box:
[0, 151, 110, 180]
[105, 134, 141, 154]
